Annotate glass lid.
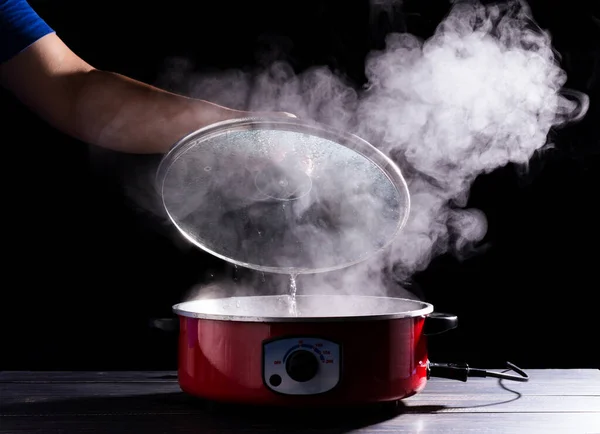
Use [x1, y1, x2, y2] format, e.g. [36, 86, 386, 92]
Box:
[156, 117, 410, 274]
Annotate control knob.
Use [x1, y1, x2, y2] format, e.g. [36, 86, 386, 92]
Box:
[285, 350, 320, 382]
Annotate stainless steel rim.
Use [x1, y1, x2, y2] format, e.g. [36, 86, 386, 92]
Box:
[155, 116, 411, 275]
[172, 295, 434, 323]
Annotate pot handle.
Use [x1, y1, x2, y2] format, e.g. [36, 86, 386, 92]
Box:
[149, 317, 179, 332]
[423, 312, 458, 336]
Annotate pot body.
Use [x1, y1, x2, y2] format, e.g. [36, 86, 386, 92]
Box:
[176, 315, 428, 406]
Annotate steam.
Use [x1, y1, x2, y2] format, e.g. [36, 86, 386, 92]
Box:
[148, 0, 588, 301]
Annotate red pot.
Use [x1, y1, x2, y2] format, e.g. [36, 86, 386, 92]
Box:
[170, 294, 457, 407]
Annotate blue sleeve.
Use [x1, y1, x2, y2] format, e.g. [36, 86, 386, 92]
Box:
[0, 0, 54, 65]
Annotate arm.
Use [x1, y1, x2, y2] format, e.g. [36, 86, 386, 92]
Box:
[0, 32, 277, 154]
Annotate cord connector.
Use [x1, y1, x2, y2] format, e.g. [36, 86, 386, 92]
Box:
[428, 361, 529, 382]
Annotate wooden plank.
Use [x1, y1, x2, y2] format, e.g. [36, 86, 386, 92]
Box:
[2, 370, 598, 395]
[404, 395, 600, 413]
[0, 383, 182, 408]
[2, 383, 599, 414]
[1, 369, 597, 383]
[424, 369, 600, 396]
[0, 371, 178, 383]
[0, 369, 595, 385]
[1, 413, 600, 434]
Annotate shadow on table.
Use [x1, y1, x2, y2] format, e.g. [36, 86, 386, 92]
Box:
[0, 392, 446, 433]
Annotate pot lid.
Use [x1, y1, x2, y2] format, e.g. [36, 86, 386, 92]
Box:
[156, 117, 410, 274]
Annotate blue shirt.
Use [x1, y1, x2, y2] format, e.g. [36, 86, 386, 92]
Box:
[0, 0, 54, 65]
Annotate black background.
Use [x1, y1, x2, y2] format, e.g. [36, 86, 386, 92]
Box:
[1, 0, 598, 371]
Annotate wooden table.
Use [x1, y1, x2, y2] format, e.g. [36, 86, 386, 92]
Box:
[1, 370, 599, 433]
